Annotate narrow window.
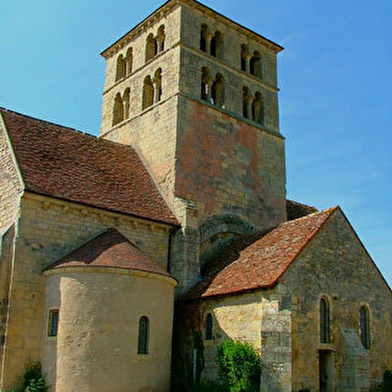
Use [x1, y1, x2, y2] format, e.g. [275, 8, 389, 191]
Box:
[360, 306, 370, 349]
[138, 316, 149, 354]
[126, 48, 133, 75]
[241, 44, 248, 72]
[250, 51, 262, 78]
[252, 92, 264, 125]
[116, 55, 126, 81]
[210, 31, 222, 58]
[48, 309, 59, 337]
[123, 88, 130, 119]
[320, 297, 330, 343]
[146, 34, 156, 62]
[142, 76, 154, 109]
[112, 93, 124, 126]
[211, 73, 224, 107]
[154, 68, 162, 103]
[200, 25, 208, 52]
[157, 25, 165, 53]
[243, 87, 249, 118]
[201, 67, 210, 101]
[205, 313, 213, 340]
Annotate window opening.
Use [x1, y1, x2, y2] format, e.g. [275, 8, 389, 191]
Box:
[138, 316, 149, 354]
[205, 314, 213, 340]
[48, 309, 59, 337]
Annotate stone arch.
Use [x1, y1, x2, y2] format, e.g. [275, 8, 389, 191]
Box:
[211, 73, 224, 108]
[359, 305, 371, 349]
[201, 66, 211, 101]
[241, 44, 248, 72]
[210, 31, 223, 58]
[142, 76, 154, 109]
[242, 86, 250, 118]
[112, 93, 124, 126]
[250, 50, 262, 78]
[200, 24, 208, 52]
[123, 88, 130, 119]
[320, 296, 331, 343]
[252, 92, 264, 125]
[146, 33, 156, 62]
[157, 25, 165, 52]
[154, 68, 162, 103]
[115, 54, 126, 81]
[126, 48, 133, 75]
[199, 213, 256, 268]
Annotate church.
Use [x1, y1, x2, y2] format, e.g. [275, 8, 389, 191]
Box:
[0, 0, 391, 391]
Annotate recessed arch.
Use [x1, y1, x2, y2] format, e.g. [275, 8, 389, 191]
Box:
[138, 316, 149, 355]
[320, 296, 331, 343]
[359, 305, 370, 349]
[115, 54, 126, 81]
[112, 93, 124, 126]
[142, 76, 154, 109]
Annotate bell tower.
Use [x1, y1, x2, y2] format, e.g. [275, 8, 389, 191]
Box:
[100, 0, 286, 292]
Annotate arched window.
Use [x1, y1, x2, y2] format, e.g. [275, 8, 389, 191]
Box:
[126, 48, 133, 76]
[48, 309, 59, 337]
[142, 76, 154, 110]
[116, 55, 126, 81]
[205, 313, 213, 340]
[320, 297, 331, 344]
[112, 93, 124, 126]
[154, 68, 162, 103]
[211, 73, 224, 108]
[123, 88, 130, 119]
[250, 51, 262, 78]
[243, 87, 250, 118]
[210, 31, 222, 58]
[157, 25, 165, 53]
[200, 24, 208, 52]
[241, 44, 248, 72]
[359, 306, 370, 349]
[146, 34, 156, 63]
[138, 316, 149, 354]
[201, 67, 210, 102]
[252, 92, 264, 125]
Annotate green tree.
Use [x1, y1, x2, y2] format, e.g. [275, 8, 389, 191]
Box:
[216, 339, 261, 392]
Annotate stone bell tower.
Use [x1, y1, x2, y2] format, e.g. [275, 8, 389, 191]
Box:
[100, 0, 286, 293]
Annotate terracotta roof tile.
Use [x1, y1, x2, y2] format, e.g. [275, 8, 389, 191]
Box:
[187, 207, 337, 299]
[44, 229, 175, 280]
[0, 108, 179, 226]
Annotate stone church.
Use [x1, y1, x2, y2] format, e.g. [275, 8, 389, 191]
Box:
[0, 0, 391, 391]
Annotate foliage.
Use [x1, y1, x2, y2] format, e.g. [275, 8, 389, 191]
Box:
[6, 362, 48, 392]
[383, 369, 392, 392]
[216, 339, 261, 392]
[298, 389, 311, 392]
[190, 380, 227, 392]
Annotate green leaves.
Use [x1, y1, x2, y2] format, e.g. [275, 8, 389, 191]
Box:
[216, 339, 261, 392]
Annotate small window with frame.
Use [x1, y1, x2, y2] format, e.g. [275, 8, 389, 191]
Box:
[48, 309, 59, 337]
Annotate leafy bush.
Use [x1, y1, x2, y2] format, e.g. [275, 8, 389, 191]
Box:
[190, 380, 227, 392]
[216, 339, 261, 392]
[383, 370, 392, 392]
[6, 362, 48, 392]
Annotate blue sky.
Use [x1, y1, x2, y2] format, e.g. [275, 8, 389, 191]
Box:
[1, 0, 391, 286]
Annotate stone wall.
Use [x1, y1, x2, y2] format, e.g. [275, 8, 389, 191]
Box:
[177, 288, 292, 392]
[43, 268, 176, 392]
[0, 114, 22, 233]
[281, 208, 392, 392]
[0, 192, 173, 390]
[176, 96, 286, 230]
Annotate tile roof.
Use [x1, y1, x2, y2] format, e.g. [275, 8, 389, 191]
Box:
[187, 207, 338, 299]
[0, 108, 178, 226]
[44, 229, 175, 280]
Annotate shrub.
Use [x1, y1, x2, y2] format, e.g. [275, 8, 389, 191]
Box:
[216, 339, 261, 392]
[383, 370, 392, 392]
[6, 362, 48, 392]
[190, 380, 226, 392]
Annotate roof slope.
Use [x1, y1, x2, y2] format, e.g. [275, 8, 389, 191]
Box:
[0, 108, 178, 226]
[45, 229, 173, 279]
[188, 207, 337, 299]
